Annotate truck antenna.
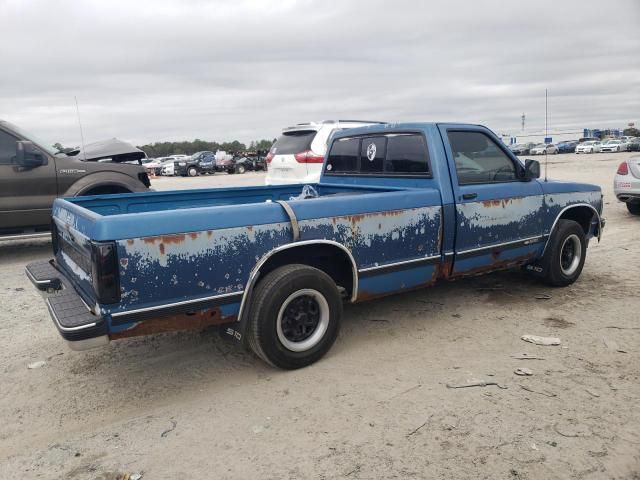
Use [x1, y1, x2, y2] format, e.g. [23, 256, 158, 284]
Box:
[74, 96, 87, 161]
[544, 89, 548, 182]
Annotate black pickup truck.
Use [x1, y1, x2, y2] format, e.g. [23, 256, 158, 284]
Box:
[0, 120, 151, 239]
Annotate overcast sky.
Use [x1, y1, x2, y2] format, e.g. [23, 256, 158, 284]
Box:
[1, 0, 639, 147]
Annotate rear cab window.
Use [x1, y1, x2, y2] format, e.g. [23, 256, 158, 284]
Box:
[325, 133, 430, 176]
[271, 130, 317, 155]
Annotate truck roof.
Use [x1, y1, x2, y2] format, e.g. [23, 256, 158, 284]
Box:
[331, 122, 482, 140]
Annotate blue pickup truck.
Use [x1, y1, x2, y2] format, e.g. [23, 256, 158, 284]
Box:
[26, 123, 604, 369]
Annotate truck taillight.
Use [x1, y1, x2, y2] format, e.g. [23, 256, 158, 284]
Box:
[617, 162, 629, 175]
[265, 151, 274, 163]
[294, 150, 324, 163]
[91, 241, 120, 304]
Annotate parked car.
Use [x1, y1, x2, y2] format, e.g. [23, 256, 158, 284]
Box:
[142, 158, 162, 175]
[557, 141, 578, 153]
[530, 143, 559, 155]
[26, 122, 604, 369]
[575, 141, 602, 154]
[626, 138, 640, 152]
[175, 151, 216, 176]
[578, 137, 601, 143]
[613, 155, 640, 215]
[600, 139, 627, 152]
[265, 120, 386, 185]
[509, 142, 536, 155]
[0, 120, 150, 238]
[160, 158, 178, 175]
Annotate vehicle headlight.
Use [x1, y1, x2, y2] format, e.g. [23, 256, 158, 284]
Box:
[179, 161, 186, 165]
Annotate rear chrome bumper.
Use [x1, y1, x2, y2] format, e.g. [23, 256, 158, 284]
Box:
[25, 260, 109, 349]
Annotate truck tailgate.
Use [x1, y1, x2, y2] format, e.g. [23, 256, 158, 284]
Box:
[51, 199, 119, 311]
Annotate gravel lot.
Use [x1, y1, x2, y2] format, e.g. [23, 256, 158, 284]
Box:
[1, 153, 638, 479]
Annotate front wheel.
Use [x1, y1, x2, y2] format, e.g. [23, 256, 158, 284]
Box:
[187, 166, 198, 177]
[540, 219, 587, 287]
[247, 264, 342, 369]
[236, 165, 246, 174]
[627, 202, 640, 216]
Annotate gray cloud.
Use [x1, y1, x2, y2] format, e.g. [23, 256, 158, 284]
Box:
[1, 0, 638, 147]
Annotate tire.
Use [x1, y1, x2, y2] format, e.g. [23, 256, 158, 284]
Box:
[237, 165, 246, 174]
[627, 202, 640, 216]
[540, 219, 587, 287]
[187, 167, 198, 177]
[590, 148, 594, 153]
[247, 264, 342, 369]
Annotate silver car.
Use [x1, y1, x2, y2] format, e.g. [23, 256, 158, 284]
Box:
[601, 139, 627, 152]
[530, 143, 559, 155]
[614, 155, 640, 215]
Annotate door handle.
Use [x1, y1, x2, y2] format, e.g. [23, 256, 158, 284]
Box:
[462, 193, 478, 200]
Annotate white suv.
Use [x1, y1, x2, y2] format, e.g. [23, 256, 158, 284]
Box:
[265, 120, 385, 185]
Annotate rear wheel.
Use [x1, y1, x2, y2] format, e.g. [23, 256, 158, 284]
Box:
[247, 265, 342, 369]
[540, 220, 586, 287]
[627, 202, 640, 216]
[236, 164, 246, 174]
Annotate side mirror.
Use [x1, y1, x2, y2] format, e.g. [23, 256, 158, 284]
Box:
[16, 141, 46, 168]
[524, 159, 540, 180]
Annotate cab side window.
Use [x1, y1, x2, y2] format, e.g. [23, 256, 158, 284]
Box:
[448, 131, 518, 184]
[0, 130, 17, 165]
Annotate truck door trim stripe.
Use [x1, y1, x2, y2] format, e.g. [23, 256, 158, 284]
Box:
[456, 235, 547, 259]
[358, 255, 441, 276]
[110, 291, 244, 320]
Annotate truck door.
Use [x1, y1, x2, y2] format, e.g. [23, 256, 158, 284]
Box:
[438, 126, 546, 276]
[0, 128, 58, 232]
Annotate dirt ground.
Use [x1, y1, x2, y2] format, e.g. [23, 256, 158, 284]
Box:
[1, 153, 638, 479]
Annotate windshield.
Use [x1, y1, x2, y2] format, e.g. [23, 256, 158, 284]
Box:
[1, 120, 58, 156]
[535, 144, 546, 148]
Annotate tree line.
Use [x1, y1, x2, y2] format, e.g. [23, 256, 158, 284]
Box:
[138, 138, 275, 158]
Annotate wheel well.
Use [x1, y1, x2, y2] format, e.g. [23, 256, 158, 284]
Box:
[256, 244, 355, 299]
[558, 206, 597, 235]
[80, 184, 132, 196]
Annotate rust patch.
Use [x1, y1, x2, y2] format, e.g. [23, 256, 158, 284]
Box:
[143, 234, 186, 245]
[448, 253, 536, 280]
[348, 213, 367, 223]
[159, 243, 165, 255]
[188, 232, 199, 240]
[109, 308, 235, 340]
[119, 258, 129, 268]
[379, 210, 405, 217]
[356, 279, 437, 303]
[481, 197, 525, 209]
[126, 239, 134, 245]
[246, 226, 253, 232]
[435, 258, 454, 280]
[207, 230, 213, 237]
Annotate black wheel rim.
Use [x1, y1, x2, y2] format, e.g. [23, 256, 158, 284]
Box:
[280, 295, 320, 342]
[561, 242, 574, 270]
